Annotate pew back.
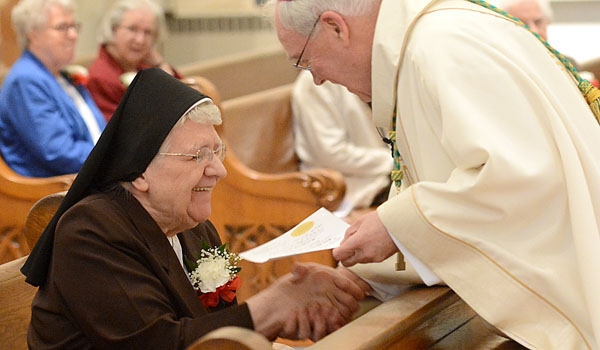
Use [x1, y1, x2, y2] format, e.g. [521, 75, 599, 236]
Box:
[0, 256, 35, 350]
[178, 47, 299, 101]
[221, 84, 297, 173]
[0, 154, 74, 264]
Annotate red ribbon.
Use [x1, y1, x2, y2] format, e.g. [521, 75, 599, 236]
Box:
[70, 73, 89, 87]
[199, 276, 241, 308]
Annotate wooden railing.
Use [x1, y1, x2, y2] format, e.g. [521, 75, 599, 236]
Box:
[186, 286, 525, 349]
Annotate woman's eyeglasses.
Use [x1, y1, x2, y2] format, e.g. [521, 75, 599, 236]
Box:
[159, 145, 226, 165]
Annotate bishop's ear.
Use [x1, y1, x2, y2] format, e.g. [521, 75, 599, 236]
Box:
[320, 11, 350, 44]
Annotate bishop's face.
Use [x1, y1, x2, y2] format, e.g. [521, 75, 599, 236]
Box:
[274, 9, 374, 103]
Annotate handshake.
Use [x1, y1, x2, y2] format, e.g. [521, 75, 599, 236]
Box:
[245, 262, 372, 341]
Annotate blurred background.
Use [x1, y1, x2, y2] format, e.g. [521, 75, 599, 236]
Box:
[0, 0, 279, 72]
[1, 0, 598, 73]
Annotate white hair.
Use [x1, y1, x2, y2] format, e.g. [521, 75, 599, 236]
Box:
[179, 99, 222, 126]
[97, 0, 167, 45]
[11, 0, 76, 49]
[158, 99, 222, 154]
[264, 0, 376, 36]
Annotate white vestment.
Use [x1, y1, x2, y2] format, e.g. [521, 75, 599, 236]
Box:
[363, 0, 600, 348]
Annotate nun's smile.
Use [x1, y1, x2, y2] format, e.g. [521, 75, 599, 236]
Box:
[133, 119, 227, 236]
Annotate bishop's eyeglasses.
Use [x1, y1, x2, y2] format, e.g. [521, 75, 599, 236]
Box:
[293, 16, 321, 71]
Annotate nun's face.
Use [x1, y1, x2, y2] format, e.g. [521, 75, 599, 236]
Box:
[133, 119, 227, 235]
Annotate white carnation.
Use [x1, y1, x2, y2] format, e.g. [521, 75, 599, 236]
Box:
[190, 255, 231, 293]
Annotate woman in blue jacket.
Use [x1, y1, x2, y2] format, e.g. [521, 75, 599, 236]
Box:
[0, 0, 106, 177]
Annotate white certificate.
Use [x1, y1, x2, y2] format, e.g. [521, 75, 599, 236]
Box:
[238, 208, 349, 263]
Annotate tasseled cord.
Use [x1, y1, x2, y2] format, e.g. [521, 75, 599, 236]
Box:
[581, 80, 600, 124]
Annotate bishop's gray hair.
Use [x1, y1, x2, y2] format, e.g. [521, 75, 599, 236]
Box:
[264, 0, 375, 36]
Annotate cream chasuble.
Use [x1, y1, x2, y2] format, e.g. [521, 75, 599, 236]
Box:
[361, 0, 600, 348]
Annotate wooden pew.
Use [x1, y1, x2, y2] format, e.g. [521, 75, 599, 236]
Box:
[0, 154, 74, 264]
[0, 256, 36, 350]
[307, 286, 524, 349]
[0, 193, 64, 350]
[178, 47, 299, 101]
[186, 327, 273, 350]
[186, 286, 525, 350]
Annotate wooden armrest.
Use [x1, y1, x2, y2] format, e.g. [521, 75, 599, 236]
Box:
[307, 285, 522, 349]
[186, 326, 272, 350]
[308, 286, 469, 349]
[0, 157, 74, 200]
[23, 191, 66, 249]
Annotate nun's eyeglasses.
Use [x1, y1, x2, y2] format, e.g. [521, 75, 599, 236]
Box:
[159, 145, 226, 164]
[293, 16, 320, 71]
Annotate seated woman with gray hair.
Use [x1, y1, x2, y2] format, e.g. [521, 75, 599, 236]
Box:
[87, 0, 181, 121]
[0, 0, 106, 177]
[22, 68, 369, 349]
